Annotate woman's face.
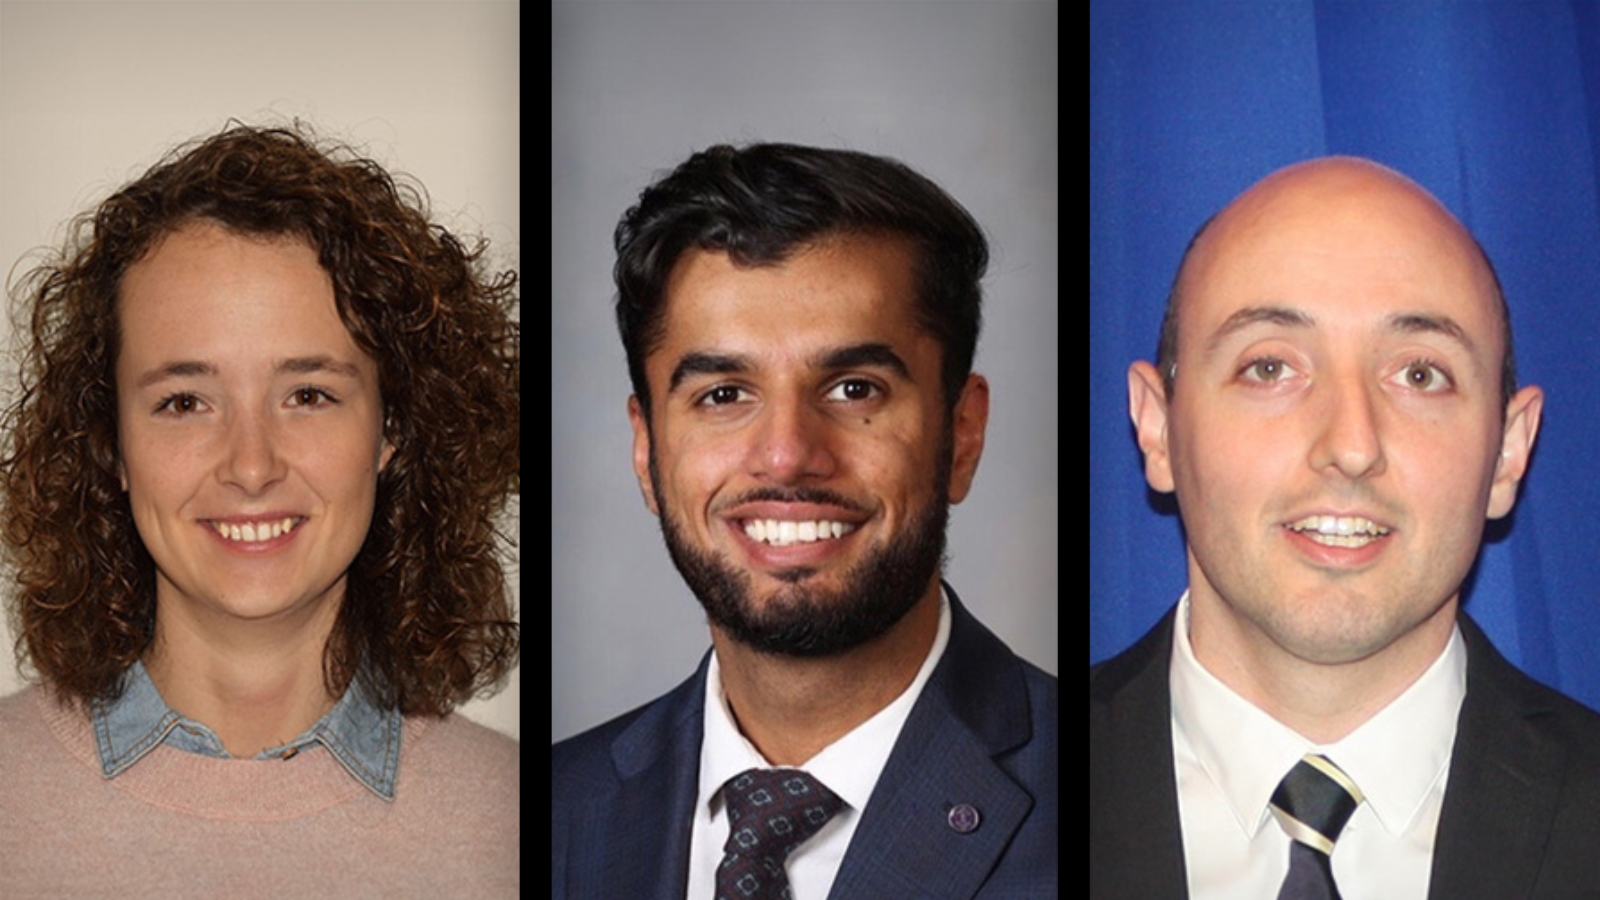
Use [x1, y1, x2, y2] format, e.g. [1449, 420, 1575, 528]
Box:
[115, 220, 393, 632]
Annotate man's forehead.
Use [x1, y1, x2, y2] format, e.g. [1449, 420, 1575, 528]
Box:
[663, 238, 915, 303]
[653, 239, 922, 360]
[1180, 245, 1501, 345]
[1178, 163, 1501, 344]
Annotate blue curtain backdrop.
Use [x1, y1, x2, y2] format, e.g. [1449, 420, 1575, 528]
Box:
[1090, 1, 1600, 714]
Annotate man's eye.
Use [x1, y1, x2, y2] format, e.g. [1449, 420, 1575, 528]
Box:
[698, 385, 750, 407]
[1239, 357, 1297, 383]
[824, 379, 882, 402]
[1393, 359, 1454, 393]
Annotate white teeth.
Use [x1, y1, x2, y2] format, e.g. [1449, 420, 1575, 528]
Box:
[212, 517, 299, 543]
[1287, 515, 1390, 547]
[743, 519, 856, 547]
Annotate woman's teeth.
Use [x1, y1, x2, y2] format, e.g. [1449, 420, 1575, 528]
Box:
[210, 517, 300, 543]
[743, 519, 857, 547]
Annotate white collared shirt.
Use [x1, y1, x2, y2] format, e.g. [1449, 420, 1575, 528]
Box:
[685, 589, 952, 900]
[1170, 592, 1466, 900]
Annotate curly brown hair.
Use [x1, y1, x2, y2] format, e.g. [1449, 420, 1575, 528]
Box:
[1, 122, 519, 716]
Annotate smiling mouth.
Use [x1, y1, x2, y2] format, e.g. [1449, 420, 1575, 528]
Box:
[741, 519, 859, 547]
[1285, 515, 1392, 548]
[206, 516, 306, 544]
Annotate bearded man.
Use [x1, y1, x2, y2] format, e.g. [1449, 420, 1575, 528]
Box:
[551, 143, 1058, 900]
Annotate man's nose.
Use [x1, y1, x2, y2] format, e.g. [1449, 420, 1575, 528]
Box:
[1309, 374, 1386, 480]
[747, 395, 837, 483]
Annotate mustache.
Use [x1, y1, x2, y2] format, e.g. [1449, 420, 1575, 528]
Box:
[721, 487, 870, 516]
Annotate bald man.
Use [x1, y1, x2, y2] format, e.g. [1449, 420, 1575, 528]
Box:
[1091, 158, 1600, 899]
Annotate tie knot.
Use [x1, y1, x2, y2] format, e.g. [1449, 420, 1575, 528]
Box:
[721, 768, 843, 863]
[1271, 754, 1364, 855]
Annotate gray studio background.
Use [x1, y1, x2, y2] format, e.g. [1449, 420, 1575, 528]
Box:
[552, 1, 1058, 744]
[0, 1, 520, 740]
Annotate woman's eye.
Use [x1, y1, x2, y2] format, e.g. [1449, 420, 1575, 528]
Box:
[155, 393, 204, 415]
[290, 387, 337, 407]
[825, 379, 882, 402]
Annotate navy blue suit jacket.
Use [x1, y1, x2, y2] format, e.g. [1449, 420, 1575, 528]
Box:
[1090, 607, 1600, 898]
[551, 586, 1058, 899]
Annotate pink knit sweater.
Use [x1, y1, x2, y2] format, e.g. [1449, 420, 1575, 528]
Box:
[0, 684, 520, 897]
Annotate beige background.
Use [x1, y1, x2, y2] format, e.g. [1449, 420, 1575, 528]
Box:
[0, 1, 521, 739]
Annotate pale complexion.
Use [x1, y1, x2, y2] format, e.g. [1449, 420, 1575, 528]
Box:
[116, 220, 393, 757]
[1128, 159, 1542, 743]
[629, 236, 988, 765]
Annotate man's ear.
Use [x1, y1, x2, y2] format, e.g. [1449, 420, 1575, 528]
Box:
[946, 373, 989, 505]
[1128, 361, 1176, 494]
[1487, 384, 1543, 520]
[627, 394, 661, 516]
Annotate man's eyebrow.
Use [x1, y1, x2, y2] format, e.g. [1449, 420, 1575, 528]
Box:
[668, 352, 752, 394]
[1204, 305, 1316, 357]
[1385, 312, 1478, 355]
[814, 343, 912, 381]
[1202, 306, 1480, 358]
[666, 343, 913, 394]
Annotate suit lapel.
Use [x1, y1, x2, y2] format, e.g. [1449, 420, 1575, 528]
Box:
[1427, 615, 1566, 900]
[570, 588, 1050, 900]
[1086, 609, 1579, 899]
[564, 657, 708, 900]
[826, 588, 1039, 899]
[1090, 608, 1189, 899]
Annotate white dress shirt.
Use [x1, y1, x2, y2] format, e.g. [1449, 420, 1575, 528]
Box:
[685, 589, 952, 900]
[1170, 592, 1466, 900]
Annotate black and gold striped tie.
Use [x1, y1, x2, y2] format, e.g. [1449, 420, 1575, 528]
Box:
[1270, 754, 1364, 900]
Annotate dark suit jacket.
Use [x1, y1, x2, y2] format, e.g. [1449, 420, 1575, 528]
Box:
[551, 586, 1058, 899]
[1090, 607, 1600, 898]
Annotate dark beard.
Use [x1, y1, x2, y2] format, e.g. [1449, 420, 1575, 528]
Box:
[650, 436, 952, 659]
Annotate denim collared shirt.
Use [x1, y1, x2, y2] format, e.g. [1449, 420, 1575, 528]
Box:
[90, 660, 404, 801]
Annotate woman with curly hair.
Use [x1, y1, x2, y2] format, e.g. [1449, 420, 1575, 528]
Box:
[0, 123, 520, 896]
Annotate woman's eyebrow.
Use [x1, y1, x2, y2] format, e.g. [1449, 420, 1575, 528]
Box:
[134, 356, 363, 389]
[275, 356, 364, 379]
[136, 360, 218, 389]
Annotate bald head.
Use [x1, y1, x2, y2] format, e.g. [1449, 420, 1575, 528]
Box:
[1125, 156, 1546, 725]
[1157, 157, 1515, 408]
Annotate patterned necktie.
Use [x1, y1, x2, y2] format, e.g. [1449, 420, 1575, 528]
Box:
[1270, 754, 1364, 900]
[715, 768, 844, 900]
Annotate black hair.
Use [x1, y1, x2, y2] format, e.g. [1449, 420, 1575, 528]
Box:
[613, 143, 988, 419]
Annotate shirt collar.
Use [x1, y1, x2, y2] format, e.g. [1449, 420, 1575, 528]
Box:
[697, 585, 954, 816]
[91, 659, 404, 801]
[1169, 591, 1465, 837]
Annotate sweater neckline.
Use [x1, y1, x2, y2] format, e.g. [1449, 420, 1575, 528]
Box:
[36, 686, 430, 820]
